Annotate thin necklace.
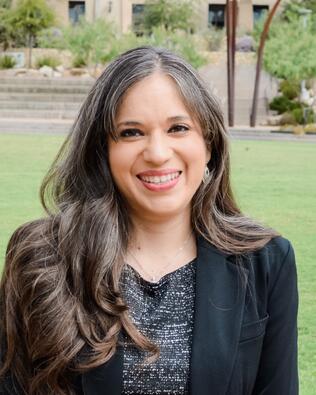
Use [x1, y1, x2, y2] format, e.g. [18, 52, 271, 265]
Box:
[127, 232, 193, 283]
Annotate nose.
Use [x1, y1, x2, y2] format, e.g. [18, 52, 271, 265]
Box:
[142, 131, 173, 165]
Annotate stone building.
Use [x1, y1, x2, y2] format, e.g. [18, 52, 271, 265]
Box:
[48, 0, 276, 33]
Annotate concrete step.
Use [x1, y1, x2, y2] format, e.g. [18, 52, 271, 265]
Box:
[0, 77, 94, 87]
[0, 109, 79, 119]
[0, 84, 91, 94]
[0, 92, 87, 102]
[0, 101, 81, 110]
[0, 119, 72, 134]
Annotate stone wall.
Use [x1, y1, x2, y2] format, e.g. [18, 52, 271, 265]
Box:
[1, 48, 73, 69]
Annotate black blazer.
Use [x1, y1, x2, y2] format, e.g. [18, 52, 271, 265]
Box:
[1, 236, 298, 395]
[80, 236, 298, 395]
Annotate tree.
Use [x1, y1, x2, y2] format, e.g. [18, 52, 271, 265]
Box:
[282, 0, 316, 16]
[0, 0, 12, 51]
[0, 0, 12, 8]
[10, 0, 55, 68]
[0, 8, 11, 50]
[142, 0, 197, 33]
[262, 14, 316, 81]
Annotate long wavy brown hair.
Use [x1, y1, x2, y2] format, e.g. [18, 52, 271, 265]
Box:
[0, 46, 278, 394]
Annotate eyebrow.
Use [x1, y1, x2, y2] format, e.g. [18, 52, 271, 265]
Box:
[116, 115, 191, 128]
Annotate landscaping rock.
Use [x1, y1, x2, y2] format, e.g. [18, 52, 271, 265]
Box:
[266, 114, 283, 126]
[14, 68, 28, 76]
[56, 65, 64, 74]
[236, 35, 255, 52]
[39, 66, 54, 77]
[70, 68, 88, 77]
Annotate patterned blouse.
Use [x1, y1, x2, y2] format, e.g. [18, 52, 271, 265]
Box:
[120, 258, 197, 395]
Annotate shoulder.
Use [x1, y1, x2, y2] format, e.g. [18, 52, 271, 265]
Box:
[246, 236, 295, 274]
[239, 236, 297, 299]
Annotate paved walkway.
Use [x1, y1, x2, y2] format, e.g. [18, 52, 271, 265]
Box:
[229, 126, 316, 143]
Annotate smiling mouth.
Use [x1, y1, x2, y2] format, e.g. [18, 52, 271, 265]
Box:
[137, 171, 181, 185]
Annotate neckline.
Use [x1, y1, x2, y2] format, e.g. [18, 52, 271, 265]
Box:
[124, 258, 197, 287]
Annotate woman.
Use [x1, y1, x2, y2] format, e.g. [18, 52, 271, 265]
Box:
[0, 46, 298, 395]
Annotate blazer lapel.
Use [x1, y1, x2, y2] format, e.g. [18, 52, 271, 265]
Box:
[189, 237, 248, 395]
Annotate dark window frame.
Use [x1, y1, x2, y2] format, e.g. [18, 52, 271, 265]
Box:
[132, 4, 146, 35]
[68, 1, 85, 24]
[253, 5, 269, 24]
[208, 4, 226, 29]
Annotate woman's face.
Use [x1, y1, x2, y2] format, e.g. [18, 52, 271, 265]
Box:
[108, 72, 210, 221]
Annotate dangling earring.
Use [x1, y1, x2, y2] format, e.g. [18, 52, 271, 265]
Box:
[202, 166, 210, 184]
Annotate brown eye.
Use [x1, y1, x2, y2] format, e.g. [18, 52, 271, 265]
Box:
[119, 129, 143, 138]
[168, 124, 189, 133]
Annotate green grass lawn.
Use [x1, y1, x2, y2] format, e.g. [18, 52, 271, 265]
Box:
[0, 134, 315, 393]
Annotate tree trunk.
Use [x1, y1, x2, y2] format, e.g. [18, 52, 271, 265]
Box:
[250, 0, 282, 127]
[226, 0, 238, 127]
[27, 33, 33, 69]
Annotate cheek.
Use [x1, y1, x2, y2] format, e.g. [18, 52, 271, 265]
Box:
[108, 143, 127, 186]
[185, 139, 209, 168]
[108, 142, 138, 190]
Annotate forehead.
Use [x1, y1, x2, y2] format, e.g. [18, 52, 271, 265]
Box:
[115, 72, 196, 122]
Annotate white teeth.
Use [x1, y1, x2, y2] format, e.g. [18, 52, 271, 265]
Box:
[139, 172, 180, 184]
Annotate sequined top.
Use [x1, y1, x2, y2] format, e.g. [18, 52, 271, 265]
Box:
[120, 259, 197, 395]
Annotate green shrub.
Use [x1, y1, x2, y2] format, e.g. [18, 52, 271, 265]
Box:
[279, 79, 300, 100]
[36, 55, 60, 69]
[269, 95, 293, 114]
[201, 27, 225, 51]
[72, 55, 87, 68]
[291, 107, 315, 125]
[0, 54, 16, 69]
[62, 18, 117, 67]
[269, 95, 303, 114]
[304, 123, 316, 133]
[144, 26, 207, 68]
[280, 112, 297, 126]
[37, 27, 63, 48]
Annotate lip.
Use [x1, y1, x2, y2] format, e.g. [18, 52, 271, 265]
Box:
[137, 168, 181, 177]
[136, 169, 181, 192]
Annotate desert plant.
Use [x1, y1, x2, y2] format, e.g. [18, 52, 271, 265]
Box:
[61, 18, 117, 67]
[71, 55, 87, 68]
[202, 27, 225, 51]
[279, 79, 300, 100]
[279, 112, 297, 125]
[35, 55, 60, 69]
[0, 54, 16, 68]
[291, 107, 315, 124]
[37, 27, 63, 48]
[144, 26, 207, 68]
[304, 123, 316, 133]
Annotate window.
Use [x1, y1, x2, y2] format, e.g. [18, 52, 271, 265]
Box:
[69, 1, 85, 24]
[132, 4, 145, 35]
[253, 5, 269, 24]
[208, 4, 226, 29]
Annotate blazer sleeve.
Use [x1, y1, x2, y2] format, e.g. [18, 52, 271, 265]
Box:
[252, 240, 299, 394]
